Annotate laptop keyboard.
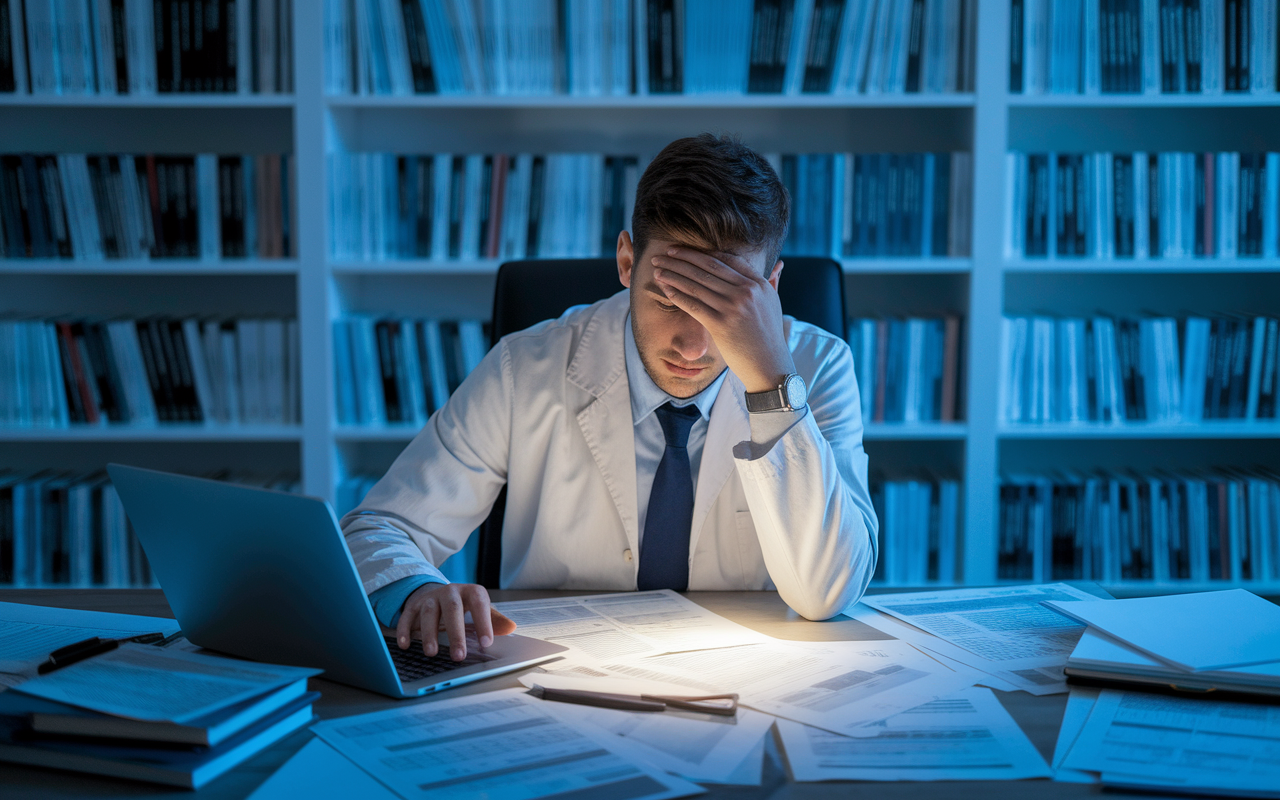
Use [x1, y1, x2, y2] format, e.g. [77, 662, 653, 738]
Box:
[387, 639, 497, 683]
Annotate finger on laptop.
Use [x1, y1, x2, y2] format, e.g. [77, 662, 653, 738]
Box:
[440, 591, 468, 661]
[491, 608, 517, 637]
[464, 585, 496, 648]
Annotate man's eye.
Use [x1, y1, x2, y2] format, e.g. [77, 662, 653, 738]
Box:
[655, 299, 679, 311]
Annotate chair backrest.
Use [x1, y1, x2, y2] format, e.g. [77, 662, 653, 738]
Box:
[476, 255, 846, 587]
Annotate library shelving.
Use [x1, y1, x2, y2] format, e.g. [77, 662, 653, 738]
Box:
[3, 2, 1279, 595]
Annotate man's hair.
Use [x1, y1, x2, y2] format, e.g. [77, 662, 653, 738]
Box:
[631, 133, 790, 272]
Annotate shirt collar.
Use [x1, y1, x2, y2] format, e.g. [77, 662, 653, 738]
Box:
[625, 312, 726, 426]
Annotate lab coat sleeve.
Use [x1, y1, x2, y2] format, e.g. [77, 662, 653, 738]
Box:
[732, 333, 879, 620]
[341, 339, 514, 595]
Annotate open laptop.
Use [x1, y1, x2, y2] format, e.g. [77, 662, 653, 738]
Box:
[106, 464, 566, 699]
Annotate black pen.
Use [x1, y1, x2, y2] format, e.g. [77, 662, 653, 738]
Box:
[527, 684, 667, 712]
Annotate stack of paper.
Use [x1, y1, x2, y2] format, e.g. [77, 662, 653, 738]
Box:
[0, 644, 320, 789]
[1046, 589, 1280, 697]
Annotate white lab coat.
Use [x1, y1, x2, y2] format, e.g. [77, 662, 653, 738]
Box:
[342, 290, 878, 620]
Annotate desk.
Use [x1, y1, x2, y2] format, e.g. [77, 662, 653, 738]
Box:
[1, 588, 1098, 800]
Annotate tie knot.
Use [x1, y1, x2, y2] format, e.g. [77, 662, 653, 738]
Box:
[655, 402, 701, 448]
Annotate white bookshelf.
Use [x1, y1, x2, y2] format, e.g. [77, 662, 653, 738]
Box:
[3, 2, 1278, 595]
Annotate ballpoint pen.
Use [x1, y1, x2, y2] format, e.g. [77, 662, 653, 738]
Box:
[36, 632, 168, 674]
[527, 684, 738, 716]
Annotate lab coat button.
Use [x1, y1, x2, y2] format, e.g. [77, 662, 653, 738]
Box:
[623, 549, 633, 562]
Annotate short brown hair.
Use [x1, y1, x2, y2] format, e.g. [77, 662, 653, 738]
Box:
[631, 134, 790, 271]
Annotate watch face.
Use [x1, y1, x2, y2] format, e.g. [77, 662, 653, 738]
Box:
[784, 374, 807, 409]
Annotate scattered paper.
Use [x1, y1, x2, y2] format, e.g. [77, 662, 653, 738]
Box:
[14, 644, 319, 723]
[311, 687, 705, 800]
[521, 691, 774, 785]
[1050, 687, 1099, 783]
[0, 601, 180, 680]
[845, 604, 1066, 695]
[1069, 627, 1280, 689]
[859, 584, 1100, 693]
[494, 591, 768, 660]
[1046, 590, 1280, 672]
[1061, 688, 1280, 794]
[248, 738, 399, 800]
[590, 638, 977, 737]
[776, 687, 1051, 781]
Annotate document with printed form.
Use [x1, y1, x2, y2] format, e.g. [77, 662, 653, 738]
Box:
[858, 584, 1100, 694]
[311, 688, 704, 800]
[775, 687, 1050, 782]
[493, 591, 768, 660]
[0, 602, 180, 685]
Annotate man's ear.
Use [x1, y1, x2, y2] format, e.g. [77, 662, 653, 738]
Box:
[617, 231, 635, 288]
[766, 259, 784, 291]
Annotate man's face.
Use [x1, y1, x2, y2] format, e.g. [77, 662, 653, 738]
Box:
[617, 232, 773, 399]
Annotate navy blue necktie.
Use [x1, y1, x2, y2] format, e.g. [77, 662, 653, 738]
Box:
[637, 402, 702, 591]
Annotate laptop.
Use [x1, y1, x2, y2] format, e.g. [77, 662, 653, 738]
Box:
[106, 464, 567, 699]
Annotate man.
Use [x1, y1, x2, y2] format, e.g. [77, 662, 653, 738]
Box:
[342, 134, 878, 662]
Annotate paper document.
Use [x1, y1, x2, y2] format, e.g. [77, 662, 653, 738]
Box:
[1051, 687, 1100, 783]
[592, 638, 977, 737]
[0, 601, 180, 680]
[311, 687, 705, 800]
[845, 604, 1065, 695]
[249, 738, 400, 800]
[517, 684, 774, 785]
[1046, 589, 1280, 671]
[494, 591, 768, 660]
[15, 644, 320, 723]
[1061, 688, 1280, 793]
[776, 687, 1051, 781]
[860, 584, 1099, 692]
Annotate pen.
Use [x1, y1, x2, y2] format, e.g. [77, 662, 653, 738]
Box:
[36, 632, 168, 674]
[527, 685, 667, 712]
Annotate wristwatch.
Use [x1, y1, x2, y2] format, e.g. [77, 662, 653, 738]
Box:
[745, 373, 808, 413]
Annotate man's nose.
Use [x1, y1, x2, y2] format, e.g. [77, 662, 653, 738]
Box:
[671, 319, 710, 362]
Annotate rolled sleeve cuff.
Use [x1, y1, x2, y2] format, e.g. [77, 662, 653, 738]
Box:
[369, 574, 448, 628]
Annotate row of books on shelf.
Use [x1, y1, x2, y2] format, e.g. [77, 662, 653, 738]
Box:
[1001, 314, 1279, 424]
[1007, 151, 1280, 260]
[1010, 0, 1279, 94]
[326, 0, 975, 97]
[0, 317, 299, 428]
[0, 470, 297, 588]
[870, 474, 961, 585]
[328, 150, 973, 262]
[333, 316, 487, 426]
[847, 316, 963, 423]
[0, 153, 294, 260]
[785, 152, 972, 258]
[999, 467, 1280, 584]
[0, 0, 294, 95]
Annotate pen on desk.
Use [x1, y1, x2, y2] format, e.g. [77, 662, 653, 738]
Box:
[527, 684, 667, 712]
[36, 632, 168, 674]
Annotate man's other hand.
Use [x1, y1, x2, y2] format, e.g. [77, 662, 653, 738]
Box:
[395, 583, 517, 661]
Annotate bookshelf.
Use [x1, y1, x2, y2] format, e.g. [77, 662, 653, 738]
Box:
[3, 1, 1279, 595]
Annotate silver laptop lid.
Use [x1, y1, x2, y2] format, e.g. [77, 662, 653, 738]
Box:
[107, 464, 411, 698]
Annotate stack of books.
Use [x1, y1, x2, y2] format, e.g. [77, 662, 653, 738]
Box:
[871, 475, 962, 585]
[1006, 151, 1280, 261]
[0, 316, 300, 428]
[998, 468, 1280, 583]
[847, 316, 964, 423]
[0, 644, 319, 789]
[0, 153, 295, 261]
[0, 470, 299, 588]
[326, 0, 977, 96]
[0, 0, 293, 95]
[1011, 0, 1278, 94]
[332, 316, 487, 426]
[1000, 314, 1280, 425]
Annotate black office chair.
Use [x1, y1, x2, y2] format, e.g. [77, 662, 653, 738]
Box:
[474, 255, 846, 587]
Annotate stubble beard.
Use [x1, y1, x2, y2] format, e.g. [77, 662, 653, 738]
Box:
[630, 300, 722, 400]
